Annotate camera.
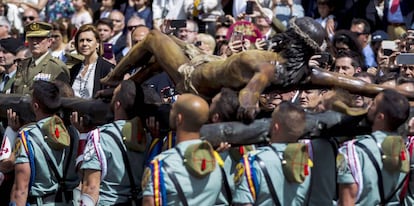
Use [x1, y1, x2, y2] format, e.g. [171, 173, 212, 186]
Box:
[161, 87, 176, 98]
[218, 16, 231, 26]
[316, 52, 333, 68]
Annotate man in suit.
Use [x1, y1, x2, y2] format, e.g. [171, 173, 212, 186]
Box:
[0, 37, 22, 94]
[13, 22, 70, 95]
[108, 10, 127, 57]
[384, 0, 414, 40]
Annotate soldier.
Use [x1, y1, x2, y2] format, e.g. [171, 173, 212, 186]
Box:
[10, 80, 72, 205]
[13, 22, 70, 95]
[142, 94, 223, 206]
[337, 89, 411, 205]
[232, 101, 310, 205]
[80, 80, 146, 205]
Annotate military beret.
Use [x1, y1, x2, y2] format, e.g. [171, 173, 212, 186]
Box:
[0, 37, 23, 55]
[25, 22, 52, 38]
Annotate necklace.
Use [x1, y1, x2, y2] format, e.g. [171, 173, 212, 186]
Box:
[79, 62, 95, 98]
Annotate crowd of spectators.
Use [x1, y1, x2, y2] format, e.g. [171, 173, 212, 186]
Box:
[0, 0, 414, 205]
[0, 0, 412, 98]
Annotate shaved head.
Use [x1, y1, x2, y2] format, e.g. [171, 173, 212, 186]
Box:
[169, 94, 209, 132]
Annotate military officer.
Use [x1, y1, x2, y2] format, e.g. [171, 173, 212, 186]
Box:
[233, 102, 310, 206]
[80, 80, 146, 205]
[13, 22, 70, 95]
[337, 89, 411, 205]
[10, 80, 72, 205]
[142, 94, 223, 206]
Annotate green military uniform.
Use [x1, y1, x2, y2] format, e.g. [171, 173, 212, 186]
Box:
[142, 139, 223, 206]
[13, 22, 70, 95]
[80, 120, 145, 205]
[233, 144, 311, 205]
[14, 117, 69, 206]
[337, 131, 408, 205]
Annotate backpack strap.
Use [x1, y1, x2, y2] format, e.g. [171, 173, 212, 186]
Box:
[354, 141, 384, 203]
[103, 123, 141, 204]
[212, 150, 232, 204]
[255, 155, 282, 206]
[217, 158, 233, 205]
[29, 124, 64, 202]
[64, 126, 76, 179]
[162, 159, 189, 206]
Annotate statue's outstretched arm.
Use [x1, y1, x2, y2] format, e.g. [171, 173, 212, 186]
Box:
[101, 30, 188, 86]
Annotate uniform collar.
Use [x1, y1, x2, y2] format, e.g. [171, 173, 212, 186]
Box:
[34, 51, 50, 66]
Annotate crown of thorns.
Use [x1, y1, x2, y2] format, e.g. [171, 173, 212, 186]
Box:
[289, 17, 327, 51]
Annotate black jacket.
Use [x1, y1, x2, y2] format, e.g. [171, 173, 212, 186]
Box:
[70, 56, 114, 97]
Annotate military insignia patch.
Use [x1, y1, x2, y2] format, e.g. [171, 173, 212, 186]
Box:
[30, 23, 39, 31]
[13, 139, 22, 157]
[141, 167, 151, 189]
[336, 153, 347, 173]
[234, 162, 245, 186]
[83, 140, 95, 162]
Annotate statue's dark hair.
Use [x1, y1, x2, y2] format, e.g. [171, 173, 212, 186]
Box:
[270, 18, 328, 86]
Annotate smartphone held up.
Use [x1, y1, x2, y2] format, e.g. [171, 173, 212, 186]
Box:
[103, 43, 114, 60]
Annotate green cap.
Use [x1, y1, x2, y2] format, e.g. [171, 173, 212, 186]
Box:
[25, 22, 52, 38]
[183, 141, 216, 178]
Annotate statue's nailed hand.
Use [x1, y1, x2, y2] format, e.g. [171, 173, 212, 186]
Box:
[238, 89, 261, 123]
[237, 106, 259, 124]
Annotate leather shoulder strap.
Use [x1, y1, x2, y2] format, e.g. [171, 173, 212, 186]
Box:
[163, 160, 189, 206]
[29, 125, 64, 202]
[102, 123, 140, 202]
[354, 141, 385, 204]
[255, 155, 282, 206]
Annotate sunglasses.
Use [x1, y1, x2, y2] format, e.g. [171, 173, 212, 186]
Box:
[23, 16, 35, 21]
[127, 25, 139, 31]
[215, 35, 226, 39]
[353, 32, 369, 36]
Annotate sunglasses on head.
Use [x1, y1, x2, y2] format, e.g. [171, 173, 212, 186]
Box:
[23, 16, 35, 21]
